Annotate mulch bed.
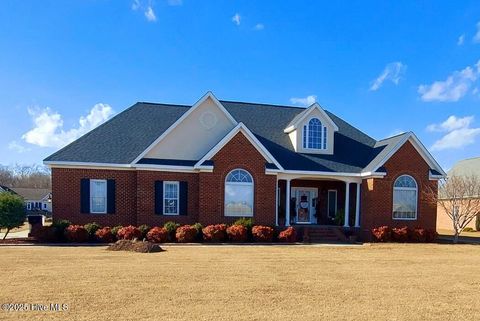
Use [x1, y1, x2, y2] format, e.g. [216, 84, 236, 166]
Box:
[106, 240, 164, 253]
[0, 237, 37, 245]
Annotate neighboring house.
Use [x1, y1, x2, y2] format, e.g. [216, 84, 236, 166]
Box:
[10, 188, 52, 214]
[436, 157, 480, 231]
[44, 92, 445, 238]
[0, 185, 16, 194]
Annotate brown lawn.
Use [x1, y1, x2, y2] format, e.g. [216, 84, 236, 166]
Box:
[0, 244, 479, 321]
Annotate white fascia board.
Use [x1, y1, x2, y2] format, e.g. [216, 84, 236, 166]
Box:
[194, 122, 284, 170]
[130, 91, 238, 165]
[134, 164, 198, 173]
[283, 103, 339, 133]
[267, 169, 385, 179]
[369, 132, 447, 177]
[44, 161, 134, 170]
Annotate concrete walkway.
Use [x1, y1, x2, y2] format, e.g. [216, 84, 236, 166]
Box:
[0, 229, 29, 239]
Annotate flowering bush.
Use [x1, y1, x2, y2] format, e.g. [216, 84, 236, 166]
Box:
[95, 227, 115, 243]
[64, 225, 89, 242]
[176, 225, 198, 243]
[371, 226, 391, 242]
[278, 227, 297, 242]
[252, 225, 274, 242]
[226, 224, 248, 242]
[411, 228, 427, 243]
[117, 225, 142, 240]
[392, 226, 409, 243]
[146, 227, 169, 243]
[202, 224, 227, 242]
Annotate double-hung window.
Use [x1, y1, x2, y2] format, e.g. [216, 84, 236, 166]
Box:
[90, 179, 107, 214]
[392, 175, 418, 220]
[163, 181, 179, 215]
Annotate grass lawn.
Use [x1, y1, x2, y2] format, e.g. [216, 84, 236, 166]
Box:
[1, 244, 479, 321]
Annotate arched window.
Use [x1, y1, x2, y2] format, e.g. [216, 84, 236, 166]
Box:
[224, 169, 254, 217]
[393, 175, 418, 220]
[302, 118, 326, 149]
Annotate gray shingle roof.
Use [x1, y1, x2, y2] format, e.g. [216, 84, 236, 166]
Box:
[44, 99, 407, 174]
[448, 157, 480, 176]
[10, 188, 51, 201]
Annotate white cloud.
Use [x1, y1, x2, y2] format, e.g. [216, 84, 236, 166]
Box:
[22, 104, 114, 148]
[427, 115, 480, 151]
[8, 141, 31, 153]
[254, 23, 264, 31]
[290, 95, 317, 106]
[426, 115, 474, 132]
[232, 13, 241, 26]
[369, 62, 406, 91]
[167, 0, 182, 5]
[145, 6, 157, 21]
[457, 34, 465, 46]
[473, 22, 480, 43]
[418, 61, 480, 102]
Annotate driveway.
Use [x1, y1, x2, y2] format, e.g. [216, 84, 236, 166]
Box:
[0, 229, 29, 239]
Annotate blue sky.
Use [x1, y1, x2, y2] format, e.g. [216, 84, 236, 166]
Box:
[1, 0, 480, 170]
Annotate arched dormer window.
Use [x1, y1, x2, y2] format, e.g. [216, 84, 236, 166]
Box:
[224, 169, 254, 217]
[302, 118, 327, 150]
[392, 175, 418, 220]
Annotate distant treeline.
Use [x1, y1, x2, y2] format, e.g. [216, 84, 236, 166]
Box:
[0, 164, 51, 189]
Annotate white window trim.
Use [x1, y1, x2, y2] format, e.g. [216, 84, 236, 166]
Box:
[90, 179, 107, 214]
[27, 202, 31, 210]
[163, 181, 180, 216]
[303, 117, 327, 151]
[392, 175, 418, 220]
[327, 189, 337, 218]
[224, 169, 254, 217]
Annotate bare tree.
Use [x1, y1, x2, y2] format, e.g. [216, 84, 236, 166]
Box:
[425, 174, 480, 243]
[0, 164, 51, 189]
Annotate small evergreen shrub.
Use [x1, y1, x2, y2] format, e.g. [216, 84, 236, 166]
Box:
[233, 217, 254, 230]
[111, 225, 123, 239]
[35, 226, 58, 242]
[391, 226, 409, 243]
[463, 227, 475, 232]
[146, 227, 169, 243]
[64, 225, 89, 242]
[371, 226, 391, 242]
[95, 227, 115, 243]
[117, 225, 142, 240]
[226, 224, 248, 242]
[278, 227, 297, 242]
[138, 224, 151, 239]
[84, 222, 101, 240]
[192, 223, 203, 242]
[176, 225, 198, 243]
[164, 221, 180, 241]
[52, 219, 71, 241]
[202, 224, 227, 242]
[252, 225, 274, 242]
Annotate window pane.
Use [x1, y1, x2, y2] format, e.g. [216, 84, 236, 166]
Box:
[225, 184, 253, 216]
[307, 118, 322, 149]
[393, 189, 417, 219]
[164, 182, 179, 214]
[90, 180, 106, 213]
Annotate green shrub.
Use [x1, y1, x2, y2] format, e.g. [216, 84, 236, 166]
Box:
[233, 217, 254, 230]
[111, 225, 123, 239]
[192, 223, 203, 242]
[52, 219, 71, 241]
[84, 222, 101, 238]
[476, 213, 480, 231]
[463, 227, 475, 232]
[0, 192, 26, 239]
[164, 221, 180, 241]
[138, 224, 151, 239]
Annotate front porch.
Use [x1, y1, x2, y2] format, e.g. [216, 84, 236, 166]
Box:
[275, 175, 361, 229]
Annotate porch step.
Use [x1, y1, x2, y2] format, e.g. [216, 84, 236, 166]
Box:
[304, 227, 346, 243]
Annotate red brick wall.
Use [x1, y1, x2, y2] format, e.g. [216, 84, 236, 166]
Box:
[361, 141, 438, 234]
[198, 132, 277, 225]
[51, 168, 138, 226]
[136, 171, 199, 226]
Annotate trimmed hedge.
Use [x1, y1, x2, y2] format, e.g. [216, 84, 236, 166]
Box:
[147, 227, 169, 243]
[65, 225, 89, 243]
[278, 227, 297, 242]
[252, 225, 274, 242]
[95, 227, 115, 243]
[176, 225, 198, 243]
[117, 225, 142, 240]
[203, 224, 227, 242]
[372, 226, 437, 243]
[227, 224, 248, 242]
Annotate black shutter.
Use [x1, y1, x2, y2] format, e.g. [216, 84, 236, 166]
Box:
[80, 179, 90, 213]
[155, 181, 164, 215]
[179, 181, 188, 215]
[107, 179, 116, 214]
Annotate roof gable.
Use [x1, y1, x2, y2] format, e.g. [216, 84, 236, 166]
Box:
[284, 103, 339, 133]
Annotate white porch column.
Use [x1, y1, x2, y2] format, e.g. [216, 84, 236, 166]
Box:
[344, 182, 350, 228]
[285, 179, 291, 226]
[355, 183, 361, 228]
[275, 179, 279, 226]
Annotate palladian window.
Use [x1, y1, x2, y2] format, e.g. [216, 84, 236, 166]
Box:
[224, 169, 254, 217]
[302, 118, 327, 150]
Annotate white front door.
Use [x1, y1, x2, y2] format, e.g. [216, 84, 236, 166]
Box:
[292, 188, 318, 224]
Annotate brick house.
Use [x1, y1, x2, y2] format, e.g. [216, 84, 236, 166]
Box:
[44, 92, 445, 239]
